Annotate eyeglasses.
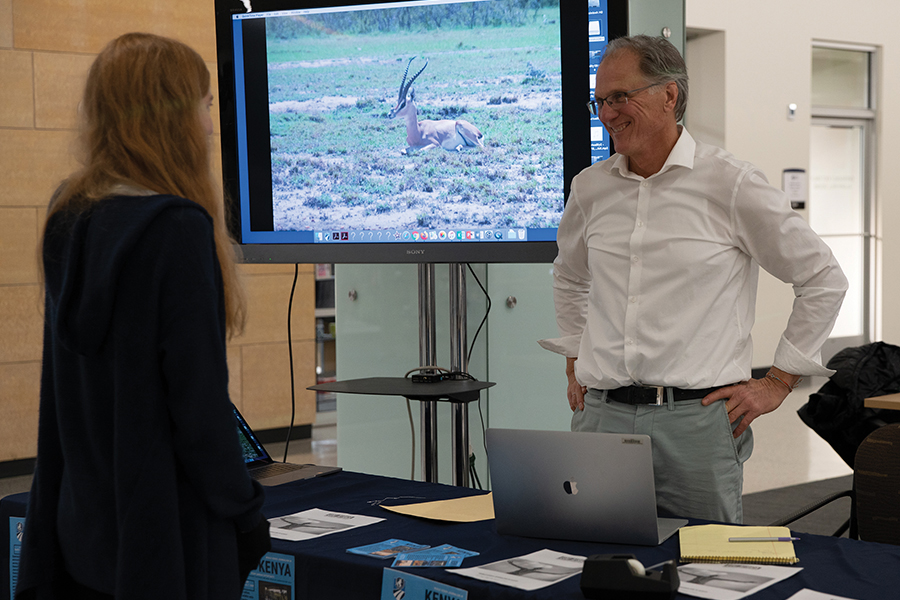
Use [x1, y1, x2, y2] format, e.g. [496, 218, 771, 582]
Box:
[586, 83, 664, 117]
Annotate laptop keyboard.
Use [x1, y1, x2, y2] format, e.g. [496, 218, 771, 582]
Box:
[250, 462, 301, 479]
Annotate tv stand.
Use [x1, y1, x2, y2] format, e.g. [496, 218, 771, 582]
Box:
[308, 377, 494, 486]
[309, 264, 491, 487]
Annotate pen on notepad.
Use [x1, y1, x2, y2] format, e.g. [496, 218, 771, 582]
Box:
[728, 537, 800, 542]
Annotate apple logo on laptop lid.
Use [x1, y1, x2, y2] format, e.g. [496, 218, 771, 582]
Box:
[563, 480, 579, 495]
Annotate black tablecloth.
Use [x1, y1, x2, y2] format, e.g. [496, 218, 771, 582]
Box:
[263, 471, 900, 599]
[4, 471, 900, 599]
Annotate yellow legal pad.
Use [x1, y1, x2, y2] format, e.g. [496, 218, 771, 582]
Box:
[679, 525, 800, 565]
[380, 492, 495, 523]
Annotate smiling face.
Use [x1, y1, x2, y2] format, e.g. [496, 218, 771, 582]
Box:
[594, 49, 679, 177]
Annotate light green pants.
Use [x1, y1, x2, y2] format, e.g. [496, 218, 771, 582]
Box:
[572, 389, 753, 523]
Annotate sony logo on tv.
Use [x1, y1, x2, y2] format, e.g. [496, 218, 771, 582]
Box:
[406, 249, 426, 255]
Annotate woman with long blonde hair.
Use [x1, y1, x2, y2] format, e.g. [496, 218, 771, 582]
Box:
[18, 33, 269, 600]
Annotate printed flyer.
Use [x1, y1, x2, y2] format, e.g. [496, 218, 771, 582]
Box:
[347, 539, 430, 559]
[678, 563, 802, 600]
[8, 517, 24, 600]
[241, 552, 295, 600]
[269, 507, 384, 542]
[450, 549, 585, 591]
[380, 568, 467, 600]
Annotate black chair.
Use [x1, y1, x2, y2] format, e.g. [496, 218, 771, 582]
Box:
[769, 487, 855, 539]
[853, 423, 900, 544]
[771, 423, 900, 546]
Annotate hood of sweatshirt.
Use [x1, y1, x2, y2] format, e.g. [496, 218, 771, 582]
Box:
[42, 194, 209, 356]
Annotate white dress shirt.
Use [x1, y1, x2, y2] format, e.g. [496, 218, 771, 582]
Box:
[546, 127, 848, 390]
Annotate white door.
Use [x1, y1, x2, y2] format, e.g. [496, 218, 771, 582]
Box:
[809, 119, 872, 359]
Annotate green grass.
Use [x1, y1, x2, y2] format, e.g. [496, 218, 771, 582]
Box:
[266, 6, 566, 231]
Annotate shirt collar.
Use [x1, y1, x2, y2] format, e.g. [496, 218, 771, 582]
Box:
[607, 126, 696, 179]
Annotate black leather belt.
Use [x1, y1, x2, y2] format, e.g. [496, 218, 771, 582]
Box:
[602, 385, 725, 405]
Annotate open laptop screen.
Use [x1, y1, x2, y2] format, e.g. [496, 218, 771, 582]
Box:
[233, 405, 272, 467]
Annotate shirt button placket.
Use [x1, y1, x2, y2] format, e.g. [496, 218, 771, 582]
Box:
[624, 179, 651, 372]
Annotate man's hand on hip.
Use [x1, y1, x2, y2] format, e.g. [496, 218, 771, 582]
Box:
[701, 375, 793, 438]
[568, 379, 587, 412]
[566, 357, 587, 412]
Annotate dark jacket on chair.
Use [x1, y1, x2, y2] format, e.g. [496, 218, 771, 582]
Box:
[799, 341, 900, 468]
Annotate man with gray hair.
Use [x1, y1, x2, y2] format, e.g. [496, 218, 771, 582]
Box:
[546, 35, 847, 522]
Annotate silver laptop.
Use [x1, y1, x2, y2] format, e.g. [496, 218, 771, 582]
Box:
[486, 428, 687, 546]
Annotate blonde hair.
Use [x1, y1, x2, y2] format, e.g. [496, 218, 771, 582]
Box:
[44, 32, 246, 336]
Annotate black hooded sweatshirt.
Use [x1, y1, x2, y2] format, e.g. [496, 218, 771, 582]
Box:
[17, 194, 268, 600]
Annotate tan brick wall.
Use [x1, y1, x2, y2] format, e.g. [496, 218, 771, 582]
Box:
[0, 0, 317, 463]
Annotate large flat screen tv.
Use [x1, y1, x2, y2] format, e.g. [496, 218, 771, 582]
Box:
[214, 0, 626, 263]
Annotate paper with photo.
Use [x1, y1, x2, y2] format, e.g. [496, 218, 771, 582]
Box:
[269, 507, 384, 541]
[449, 549, 585, 591]
[786, 591, 857, 600]
[678, 563, 802, 600]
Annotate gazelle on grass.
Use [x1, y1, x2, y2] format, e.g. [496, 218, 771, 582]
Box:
[388, 57, 484, 154]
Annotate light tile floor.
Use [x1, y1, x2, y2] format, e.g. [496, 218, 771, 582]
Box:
[0, 379, 854, 499]
[0, 413, 340, 500]
[0, 474, 32, 500]
[742, 376, 852, 494]
[282, 377, 856, 496]
[265, 411, 338, 469]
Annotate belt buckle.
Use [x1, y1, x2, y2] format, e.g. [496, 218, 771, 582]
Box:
[639, 385, 666, 405]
